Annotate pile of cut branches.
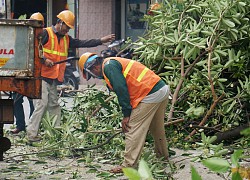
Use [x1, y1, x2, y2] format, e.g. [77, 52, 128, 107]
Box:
[132, 0, 250, 143]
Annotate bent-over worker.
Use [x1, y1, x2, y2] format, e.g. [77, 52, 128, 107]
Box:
[78, 52, 170, 173]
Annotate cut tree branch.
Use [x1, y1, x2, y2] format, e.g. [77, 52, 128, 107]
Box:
[185, 93, 224, 140]
[189, 124, 221, 132]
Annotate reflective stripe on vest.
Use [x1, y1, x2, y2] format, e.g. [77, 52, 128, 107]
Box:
[123, 60, 134, 78]
[43, 29, 68, 57]
[123, 60, 149, 82]
[137, 67, 149, 82]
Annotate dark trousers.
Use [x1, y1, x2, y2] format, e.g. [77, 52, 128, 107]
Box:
[13, 93, 34, 130]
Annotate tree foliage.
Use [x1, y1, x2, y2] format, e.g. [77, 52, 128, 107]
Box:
[133, 0, 250, 139]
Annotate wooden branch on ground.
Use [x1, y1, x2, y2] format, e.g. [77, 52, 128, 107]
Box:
[165, 119, 184, 126]
[185, 93, 224, 140]
[189, 124, 221, 132]
[213, 123, 250, 144]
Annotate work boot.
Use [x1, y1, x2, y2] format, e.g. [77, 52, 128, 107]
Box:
[10, 128, 24, 135]
[27, 136, 41, 142]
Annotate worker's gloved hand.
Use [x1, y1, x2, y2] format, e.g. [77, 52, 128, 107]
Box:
[122, 117, 131, 133]
[101, 34, 115, 43]
[44, 59, 54, 67]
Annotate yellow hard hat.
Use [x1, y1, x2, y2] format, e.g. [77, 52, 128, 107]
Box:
[57, 10, 75, 29]
[79, 52, 98, 80]
[30, 12, 44, 23]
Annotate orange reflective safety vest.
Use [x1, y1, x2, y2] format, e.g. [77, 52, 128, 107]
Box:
[42, 27, 69, 82]
[102, 57, 161, 109]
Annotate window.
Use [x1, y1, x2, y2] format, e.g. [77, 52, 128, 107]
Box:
[125, 0, 149, 41]
[0, 0, 6, 19]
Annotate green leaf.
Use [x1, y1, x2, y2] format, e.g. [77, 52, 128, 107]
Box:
[165, 36, 175, 43]
[208, 2, 219, 16]
[201, 30, 212, 35]
[222, 99, 234, 106]
[201, 132, 206, 143]
[185, 47, 196, 60]
[196, 60, 206, 66]
[154, 46, 160, 60]
[96, 172, 112, 178]
[123, 167, 141, 180]
[224, 59, 234, 69]
[238, 79, 244, 89]
[238, 2, 246, 6]
[191, 165, 202, 180]
[232, 171, 243, 180]
[202, 14, 217, 18]
[186, 8, 197, 12]
[226, 99, 236, 113]
[174, 43, 182, 55]
[215, 49, 227, 56]
[214, 149, 228, 156]
[77, 158, 86, 163]
[138, 159, 153, 179]
[18, 14, 27, 20]
[207, 136, 217, 144]
[202, 158, 230, 173]
[240, 127, 250, 136]
[34, 161, 47, 164]
[164, 66, 175, 70]
[230, 31, 238, 40]
[222, 19, 235, 28]
[193, 106, 205, 117]
[218, 78, 227, 82]
[174, 29, 178, 42]
[185, 106, 195, 116]
[231, 149, 243, 167]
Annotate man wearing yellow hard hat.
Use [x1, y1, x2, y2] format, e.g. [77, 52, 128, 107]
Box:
[26, 10, 115, 142]
[78, 52, 170, 173]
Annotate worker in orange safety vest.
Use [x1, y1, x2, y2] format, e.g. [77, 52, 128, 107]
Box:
[78, 52, 170, 173]
[26, 10, 115, 142]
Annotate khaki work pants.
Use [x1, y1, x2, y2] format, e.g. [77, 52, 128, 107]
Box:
[26, 80, 61, 138]
[122, 95, 169, 168]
